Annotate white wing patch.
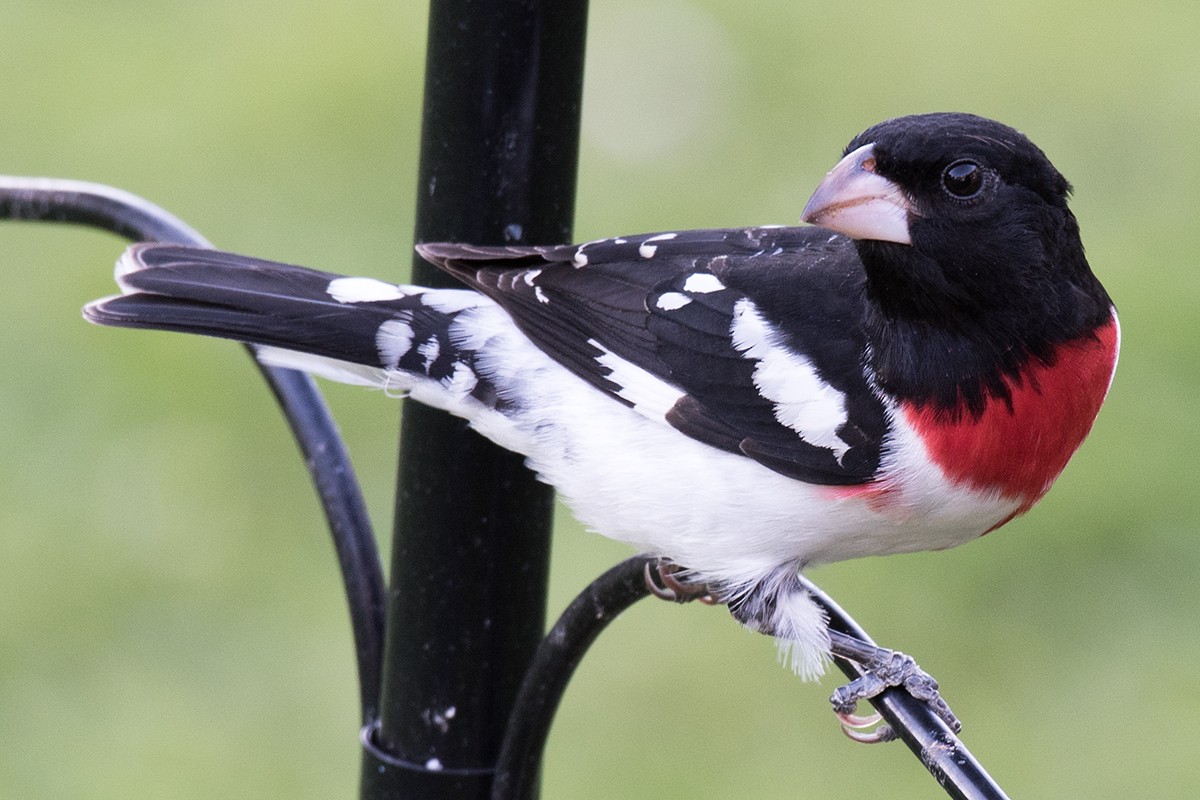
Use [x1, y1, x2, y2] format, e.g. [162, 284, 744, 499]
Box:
[682, 273, 724, 293]
[655, 291, 691, 311]
[589, 339, 685, 420]
[730, 299, 852, 462]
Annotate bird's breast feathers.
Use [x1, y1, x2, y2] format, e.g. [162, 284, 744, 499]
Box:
[900, 313, 1120, 519]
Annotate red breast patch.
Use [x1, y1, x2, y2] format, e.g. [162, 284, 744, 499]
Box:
[903, 314, 1119, 512]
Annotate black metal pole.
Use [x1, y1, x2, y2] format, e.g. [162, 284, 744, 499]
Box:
[359, 2, 588, 798]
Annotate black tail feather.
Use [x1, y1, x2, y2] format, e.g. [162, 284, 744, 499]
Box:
[85, 292, 398, 367]
[85, 244, 417, 368]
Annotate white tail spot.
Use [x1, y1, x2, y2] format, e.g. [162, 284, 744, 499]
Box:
[328, 277, 406, 304]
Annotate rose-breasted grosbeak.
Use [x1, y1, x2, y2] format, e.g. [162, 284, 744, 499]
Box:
[84, 113, 1118, 735]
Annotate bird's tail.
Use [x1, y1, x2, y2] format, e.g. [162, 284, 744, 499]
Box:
[84, 243, 496, 399]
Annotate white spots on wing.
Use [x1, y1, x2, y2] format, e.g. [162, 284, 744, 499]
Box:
[417, 335, 441, 372]
[655, 291, 692, 311]
[327, 277, 406, 304]
[568, 236, 637, 267]
[513, 266, 547, 299]
[572, 236, 612, 268]
[589, 339, 685, 420]
[513, 264, 547, 301]
[639, 232, 677, 259]
[376, 314, 415, 368]
[730, 299, 851, 461]
[682, 272, 724, 293]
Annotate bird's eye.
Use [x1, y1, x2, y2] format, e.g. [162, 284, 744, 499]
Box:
[941, 160, 984, 199]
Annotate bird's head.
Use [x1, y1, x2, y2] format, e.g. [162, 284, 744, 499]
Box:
[801, 112, 1086, 323]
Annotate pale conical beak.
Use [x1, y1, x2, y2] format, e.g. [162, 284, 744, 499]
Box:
[801, 143, 913, 245]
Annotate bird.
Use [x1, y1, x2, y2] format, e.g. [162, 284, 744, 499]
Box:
[84, 112, 1118, 739]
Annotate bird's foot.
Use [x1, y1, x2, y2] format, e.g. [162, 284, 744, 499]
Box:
[643, 560, 959, 744]
[827, 629, 960, 743]
[642, 558, 720, 605]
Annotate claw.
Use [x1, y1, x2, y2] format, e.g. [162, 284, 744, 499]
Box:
[840, 720, 897, 744]
[835, 708, 896, 744]
[836, 709, 882, 729]
[642, 559, 718, 604]
[643, 560, 681, 601]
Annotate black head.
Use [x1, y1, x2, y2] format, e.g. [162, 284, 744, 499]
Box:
[847, 112, 1072, 212]
[842, 113, 1089, 315]
[804, 112, 1112, 411]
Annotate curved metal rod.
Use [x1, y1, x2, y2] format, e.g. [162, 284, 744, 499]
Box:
[800, 577, 1011, 800]
[494, 556, 1010, 800]
[0, 176, 387, 723]
[491, 555, 658, 800]
[0, 176, 211, 244]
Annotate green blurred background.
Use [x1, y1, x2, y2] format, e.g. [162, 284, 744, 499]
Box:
[0, 0, 1194, 797]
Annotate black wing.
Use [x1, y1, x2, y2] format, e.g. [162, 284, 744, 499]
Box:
[419, 227, 888, 485]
